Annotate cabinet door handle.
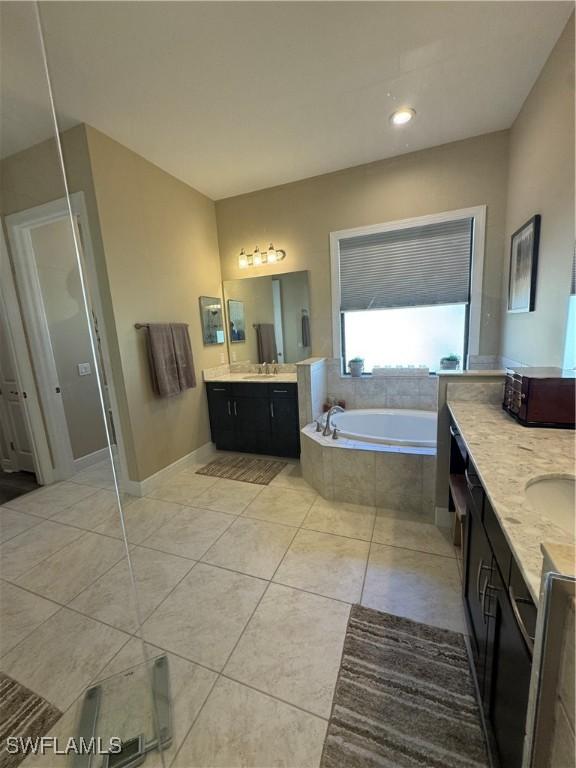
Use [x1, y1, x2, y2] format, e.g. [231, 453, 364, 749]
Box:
[227, 400, 231, 416]
[233, 401, 237, 416]
[212, 387, 226, 391]
[270, 401, 275, 418]
[481, 576, 498, 623]
[449, 426, 460, 438]
[476, 559, 491, 601]
[273, 389, 288, 393]
[465, 468, 482, 492]
[508, 585, 535, 654]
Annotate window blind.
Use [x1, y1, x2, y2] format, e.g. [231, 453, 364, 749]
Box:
[339, 218, 473, 311]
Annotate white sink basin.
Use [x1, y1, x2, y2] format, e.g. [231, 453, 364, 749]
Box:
[525, 475, 575, 535]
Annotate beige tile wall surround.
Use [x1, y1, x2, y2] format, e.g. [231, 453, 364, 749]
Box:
[296, 358, 328, 428]
[300, 427, 435, 519]
[324, 358, 439, 411]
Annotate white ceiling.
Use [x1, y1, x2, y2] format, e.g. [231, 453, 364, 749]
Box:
[1, 2, 573, 199]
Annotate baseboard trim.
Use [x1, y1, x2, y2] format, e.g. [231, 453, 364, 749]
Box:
[73, 447, 110, 473]
[123, 441, 216, 497]
[435, 505, 452, 528]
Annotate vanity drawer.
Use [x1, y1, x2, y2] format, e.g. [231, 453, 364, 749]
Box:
[231, 382, 268, 398]
[206, 382, 231, 395]
[483, 498, 511, 584]
[267, 383, 297, 399]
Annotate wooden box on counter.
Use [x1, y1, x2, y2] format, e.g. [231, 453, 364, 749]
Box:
[503, 367, 575, 428]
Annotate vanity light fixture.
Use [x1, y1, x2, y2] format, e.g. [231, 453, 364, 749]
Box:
[238, 243, 286, 268]
[390, 107, 415, 126]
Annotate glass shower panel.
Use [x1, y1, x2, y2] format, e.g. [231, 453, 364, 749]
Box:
[0, 4, 162, 767]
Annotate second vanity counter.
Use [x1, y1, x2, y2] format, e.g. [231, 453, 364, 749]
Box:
[448, 400, 575, 602]
[203, 372, 297, 384]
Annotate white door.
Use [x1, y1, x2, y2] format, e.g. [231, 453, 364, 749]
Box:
[0, 224, 50, 482]
[0, 298, 35, 473]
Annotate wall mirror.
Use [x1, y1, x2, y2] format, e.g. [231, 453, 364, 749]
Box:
[199, 296, 225, 345]
[223, 271, 311, 364]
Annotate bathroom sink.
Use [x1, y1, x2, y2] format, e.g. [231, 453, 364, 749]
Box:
[242, 374, 277, 379]
[525, 476, 575, 534]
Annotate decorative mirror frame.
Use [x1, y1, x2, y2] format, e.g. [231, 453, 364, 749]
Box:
[199, 296, 225, 345]
[227, 299, 246, 343]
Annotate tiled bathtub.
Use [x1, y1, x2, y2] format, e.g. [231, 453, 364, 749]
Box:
[301, 424, 436, 521]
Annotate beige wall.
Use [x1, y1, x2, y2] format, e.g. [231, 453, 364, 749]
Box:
[500, 17, 575, 367]
[85, 126, 225, 481]
[216, 131, 510, 359]
[31, 218, 107, 459]
[223, 275, 274, 363]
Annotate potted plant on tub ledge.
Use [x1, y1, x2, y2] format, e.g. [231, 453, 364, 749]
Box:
[348, 357, 365, 378]
[439, 353, 461, 371]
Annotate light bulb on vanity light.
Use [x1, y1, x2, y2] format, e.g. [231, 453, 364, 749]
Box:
[267, 243, 278, 263]
[238, 248, 248, 268]
[253, 246, 262, 266]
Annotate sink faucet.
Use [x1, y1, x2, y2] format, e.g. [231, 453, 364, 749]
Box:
[323, 405, 344, 437]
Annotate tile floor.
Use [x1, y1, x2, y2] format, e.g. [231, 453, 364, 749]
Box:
[0, 455, 464, 768]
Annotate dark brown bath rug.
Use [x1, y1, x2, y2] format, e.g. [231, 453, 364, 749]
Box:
[0, 673, 62, 768]
[196, 455, 287, 485]
[321, 604, 489, 768]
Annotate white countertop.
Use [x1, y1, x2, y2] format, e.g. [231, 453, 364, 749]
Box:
[203, 373, 297, 384]
[448, 401, 575, 603]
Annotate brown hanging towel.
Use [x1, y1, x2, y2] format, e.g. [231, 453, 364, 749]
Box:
[255, 323, 278, 364]
[170, 323, 196, 391]
[301, 312, 311, 347]
[146, 323, 181, 398]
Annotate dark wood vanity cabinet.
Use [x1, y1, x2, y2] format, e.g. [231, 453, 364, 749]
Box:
[454, 424, 536, 768]
[206, 382, 300, 458]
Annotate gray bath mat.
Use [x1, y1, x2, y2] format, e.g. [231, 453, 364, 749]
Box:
[196, 456, 287, 485]
[321, 605, 489, 768]
[0, 673, 62, 768]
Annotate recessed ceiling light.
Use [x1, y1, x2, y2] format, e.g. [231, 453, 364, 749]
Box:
[390, 107, 415, 126]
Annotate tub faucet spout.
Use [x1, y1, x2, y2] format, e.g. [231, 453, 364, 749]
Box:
[323, 405, 344, 437]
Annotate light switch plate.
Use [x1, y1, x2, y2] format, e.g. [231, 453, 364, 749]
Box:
[78, 362, 92, 376]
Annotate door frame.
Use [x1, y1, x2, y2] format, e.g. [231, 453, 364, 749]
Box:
[0, 224, 51, 483]
[5, 192, 129, 485]
[6, 201, 78, 479]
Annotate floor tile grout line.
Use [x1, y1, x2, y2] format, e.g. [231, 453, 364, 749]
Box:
[134, 507, 242, 639]
[0, 514, 45, 546]
[2, 483, 102, 517]
[0, 525, 88, 584]
[219, 673, 330, 722]
[359, 507, 379, 603]
[12, 535, 131, 607]
[165, 580, 280, 768]
[369, 540, 460, 561]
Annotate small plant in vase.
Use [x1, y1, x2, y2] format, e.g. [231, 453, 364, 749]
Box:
[348, 357, 365, 377]
[439, 353, 461, 371]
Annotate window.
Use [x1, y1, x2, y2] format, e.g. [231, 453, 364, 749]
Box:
[332, 209, 485, 373]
